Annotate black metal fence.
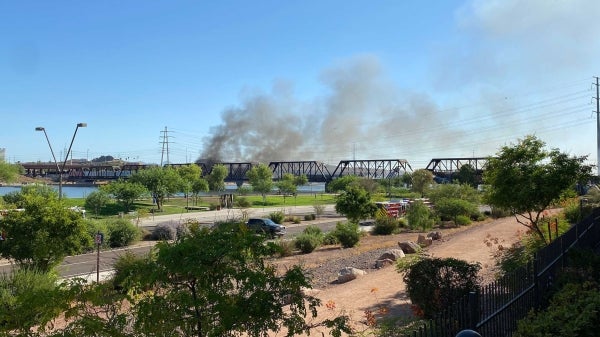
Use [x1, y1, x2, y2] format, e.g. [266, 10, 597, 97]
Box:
[404, 208, 600, 337]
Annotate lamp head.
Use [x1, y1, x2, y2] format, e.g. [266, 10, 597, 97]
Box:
[77, 123, 87, 128]
[35, 127, 45, 131]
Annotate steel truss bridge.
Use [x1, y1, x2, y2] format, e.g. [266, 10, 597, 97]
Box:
[21, 159, 416, 184]
[425, 157, 491, 183]
[21, 157, 490, 184]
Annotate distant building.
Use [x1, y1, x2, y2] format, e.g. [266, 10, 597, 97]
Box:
[0, 148, 5, 162]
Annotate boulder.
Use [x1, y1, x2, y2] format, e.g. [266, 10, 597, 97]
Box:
[337, 267, 367, 283]
[375, 258, 395, 268]
[427, 231, 443, 240]
[378, 249, 405, 261]
[398, 241, 421, 254]
[417, 234, 433, 247]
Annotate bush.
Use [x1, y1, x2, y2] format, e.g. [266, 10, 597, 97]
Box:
[106, 219, 141, 248]
[294, 233, 322, 254]
[274, 239, 296, 257]
[323, 232, 339, 245]
[303, 225, 323, 237]
[333, 222, 361, 248]
[313, 203, 325, 218]
[234, 196, 252, 208]
[269, 211, 285, 224]
[373, 216, 399, 235]
[84, 219, 110, 251]
[304, 214, 316, 221]
[402, 257, 481, 318]
[455, 215, 471, 226]
[152, 223, 177, 241]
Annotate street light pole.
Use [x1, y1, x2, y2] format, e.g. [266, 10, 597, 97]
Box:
[35, 123, 87, 199]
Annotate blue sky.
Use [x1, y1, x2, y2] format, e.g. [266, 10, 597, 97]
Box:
[1, 0, 599, 169]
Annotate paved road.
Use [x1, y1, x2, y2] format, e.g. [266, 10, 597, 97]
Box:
[0, 205, 347, 281]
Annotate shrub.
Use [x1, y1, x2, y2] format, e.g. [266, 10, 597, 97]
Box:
[402, 257, 481, 318]
[313, 203, 325, 218]
[333, 222, 361, 248]
[304, 214, 316, 221]
[274, 239, 296, 257]
[303, 225, 323, 237]
[455, 215, 471, 226]
[372, 216, 399, 235]
[106, 219, 141, 248]
[84, 219, 110, 251]
[294, 233, 322, 254]
[269, 211, 285, 224]
[398, 217, 408, 228]
[323, 232, 339, 245]
[152, 223, 177, 241]
[234, 196, 252, 208]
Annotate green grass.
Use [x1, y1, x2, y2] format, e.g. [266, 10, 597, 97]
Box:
[69, 193, 337, 219]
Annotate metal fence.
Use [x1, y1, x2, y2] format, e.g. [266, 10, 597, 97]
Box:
[404, 208, 600, 337]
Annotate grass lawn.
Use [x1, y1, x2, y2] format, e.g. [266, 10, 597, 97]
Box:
[67, 193, 338, 218]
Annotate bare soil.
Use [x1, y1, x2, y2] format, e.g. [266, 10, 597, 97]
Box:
[270, 210, 561, 336]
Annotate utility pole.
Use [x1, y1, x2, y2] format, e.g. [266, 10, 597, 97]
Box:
[160, 126, 172, 166]
[595, 77, 600, 176]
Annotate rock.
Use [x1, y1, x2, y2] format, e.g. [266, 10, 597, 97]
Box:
[378, 249, 405, 261]
[337, 267, 367, 283]
[427, 231, 443, 240]
[375, 258, 395, 268]
[417, 234, 433, 247]
[398, 241, 421, 254]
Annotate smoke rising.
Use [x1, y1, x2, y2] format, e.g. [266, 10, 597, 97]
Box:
[200, 55, 465, 164]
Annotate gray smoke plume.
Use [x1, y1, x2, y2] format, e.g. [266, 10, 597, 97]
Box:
[200, 55, 465, 165]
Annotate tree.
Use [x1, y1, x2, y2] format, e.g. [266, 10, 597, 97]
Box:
[406, 199, 434, 230]
[112, 222, 351, 337]
[0, 188, 92, 272]
[426, 183, 480, 204]
[0, 161, 23, 184]
[130, 166, 183, 211]
[207, 164, 227, 192]
[435, 198, 477, 225]
[326, 175, 359, 193]
[401, 257, 481, 318]
[334, 185, 378, 223]
[176, 164, 207, 207]
[484, 135, 592, 243]
[411, 169, 434, 197]
[247, 163, 274, 205]
[455, 164, 477, 187]
[101, 179, 147, 212]
[275, 173, 307, 204]
[84, 189, 111, 215]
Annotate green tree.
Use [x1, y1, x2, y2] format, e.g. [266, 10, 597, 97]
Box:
[426, 183, 480, 204]
[334, 185, 378, 223]
[113, 222, 351, 337]
[247, 163, 274, 205]
[0, 161, 23, 184]
[326, 175, 359, 193]
[207, 164, 227, 192]
[0, 188, 92, 272]
[484, 135, 592, 243]
[130, 166, 183, 211]
[101, 179, 147, 212]
[406, 199, 434, 230]
[84, 189, 111, 215]
[275, 173, 307, 204]
[434, 198, 478, 225]
[455, 164, 477, 187]
[176, 164, 207, 207]
[411, 169, 434, 197]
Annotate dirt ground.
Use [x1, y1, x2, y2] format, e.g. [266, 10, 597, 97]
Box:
[270, 210, 561, 336]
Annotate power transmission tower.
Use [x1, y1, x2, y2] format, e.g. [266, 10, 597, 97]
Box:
[160, 126, 172, 166]
[594, 77, 600, 176]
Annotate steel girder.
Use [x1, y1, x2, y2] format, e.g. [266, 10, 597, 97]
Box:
[268, 161, 332, 183]
[425, 157, 489, 174]
[331, 159, 413, 180]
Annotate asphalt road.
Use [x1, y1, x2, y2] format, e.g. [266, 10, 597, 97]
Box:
[0, 205, 347, 281]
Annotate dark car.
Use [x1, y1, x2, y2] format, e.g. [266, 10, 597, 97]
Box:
[246, 218, 286, 238]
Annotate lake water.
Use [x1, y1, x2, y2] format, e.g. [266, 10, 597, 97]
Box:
[0, 183, 326, 198]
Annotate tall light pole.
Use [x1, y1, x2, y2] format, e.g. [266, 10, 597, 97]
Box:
[35, 123, 87, 199]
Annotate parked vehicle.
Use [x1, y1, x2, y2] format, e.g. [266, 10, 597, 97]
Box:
[245, 218, 286, 238]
